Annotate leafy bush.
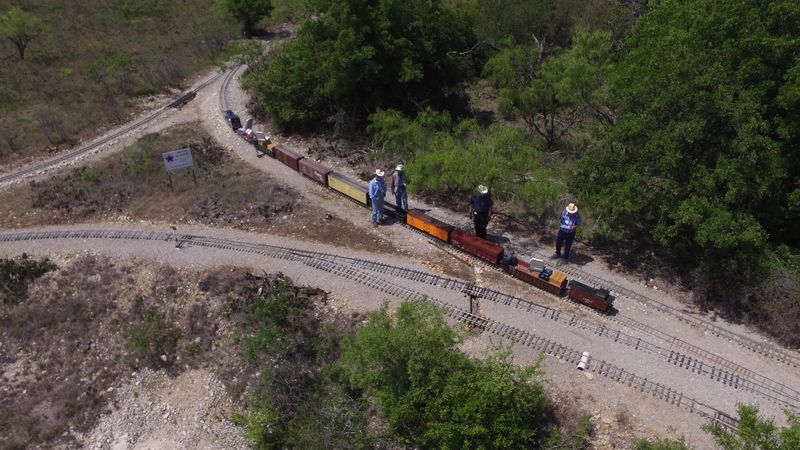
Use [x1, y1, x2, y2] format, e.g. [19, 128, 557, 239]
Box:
[369, 108, 564, 218]
[336, 300, 552, 449]
[125, 304, 181, 369]
[0, 254, 56, 304]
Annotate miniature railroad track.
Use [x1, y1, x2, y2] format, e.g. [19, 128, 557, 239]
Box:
[540, 255, 800, 369]
[0, 68, 230, 187]
[414, 210, 800, 370]
[0, 227, 742, 432]
[246, 244, 800, 413]
[218, 64, 243, 113]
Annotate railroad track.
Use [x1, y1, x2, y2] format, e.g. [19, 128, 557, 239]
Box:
[229, 243, 800, 413]
[218, 64, 243, 113]
[0, 227, 742, 432]
[414, 210, 800, 370]
[0, 67, 230, 187]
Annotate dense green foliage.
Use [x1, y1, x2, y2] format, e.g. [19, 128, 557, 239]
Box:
[336, 300, 552, 448]
[575, 0, 800, 279]
[0, 1, 236, 164]
[220, 0, 273, 34]
[483, 28, 613, 149]
[0, 254, 56, 305]
[0, 7, 49, 60]
[704, 405, 800, 450]
[370, 108, 563, 216]
[247, 0, 476, 130]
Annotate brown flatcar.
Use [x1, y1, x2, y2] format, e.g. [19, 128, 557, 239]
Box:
[512, 259, 568, 296]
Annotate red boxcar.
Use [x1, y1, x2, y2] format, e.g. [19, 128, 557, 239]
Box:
[298, 158, 332, 185]
[450, 229, 504, 265]
[274, 145, 303, 171]
[567, 281, 612, 313]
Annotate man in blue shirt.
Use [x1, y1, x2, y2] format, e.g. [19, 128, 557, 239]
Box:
[369, 169, 387, 226]
[555, 203, 581, 260]
[469, 185, 493, 239]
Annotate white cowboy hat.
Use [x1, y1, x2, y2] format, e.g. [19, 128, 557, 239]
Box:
[566, 203, 578, 214]
[477, 184, 489, 194]
[375, 169, 385, 177]
[396, 164, 404, 171]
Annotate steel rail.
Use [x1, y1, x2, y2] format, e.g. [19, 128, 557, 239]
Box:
[0, 68, 230, 186]
[0, 228, 794, 418]
[416, 209, 800, 370]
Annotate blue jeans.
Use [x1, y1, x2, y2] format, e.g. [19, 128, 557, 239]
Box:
[395, 190, 408, 211]
[556, 229, 575, 258]
[371, 196, 384, 224]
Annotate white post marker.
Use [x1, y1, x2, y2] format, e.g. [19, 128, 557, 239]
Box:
[577, 351, 590, 371]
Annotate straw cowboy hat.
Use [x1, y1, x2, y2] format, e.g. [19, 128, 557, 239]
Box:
[375, 169, 385, 177]
[566, 203, 578, 214]
[477, 184, 489, 194]
[396, 164, 404, 171]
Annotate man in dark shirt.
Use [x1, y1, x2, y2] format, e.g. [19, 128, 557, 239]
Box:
[469, 185, 493, 239]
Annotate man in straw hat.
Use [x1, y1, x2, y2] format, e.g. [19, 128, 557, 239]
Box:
[369, 169, 387, 226]
[390, 164, 409, 211]
[555, 202, 581, 260]
[469, 184, 493, 239]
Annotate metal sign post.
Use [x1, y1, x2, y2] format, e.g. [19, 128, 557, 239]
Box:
[162, 147, 195, 193]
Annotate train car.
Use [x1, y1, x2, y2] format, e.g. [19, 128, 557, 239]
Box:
[224, 110, 241, 131]
[450, 229, 504, 265]
[406, 209, 453, 242]
[274, 145, 304, 171]
[298, 158, 332, 185]
[328, 172, 370, 206]
[511, 259, 568, 296]
[568, 281, 613, 313]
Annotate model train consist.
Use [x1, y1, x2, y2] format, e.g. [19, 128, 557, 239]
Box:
[224, 110, 613, 314]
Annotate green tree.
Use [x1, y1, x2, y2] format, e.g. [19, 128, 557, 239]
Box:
[336, 300, 551, 448]
[220, 0, 273, 34]
[574, 0, 800, 279]
[483, 29, 613, 149]
[703, 404, 800, 450]
[0, 7, 50, 60]
[247, 0, 476, 131]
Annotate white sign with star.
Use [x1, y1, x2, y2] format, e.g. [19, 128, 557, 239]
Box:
[162, 147, 194, 172]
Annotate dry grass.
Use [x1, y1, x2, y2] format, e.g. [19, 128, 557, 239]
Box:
[0, 123, 296, 230]
[0, 0, 237, 165]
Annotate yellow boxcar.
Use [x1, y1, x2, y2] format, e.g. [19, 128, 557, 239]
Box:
[328, 172, 369, 206]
